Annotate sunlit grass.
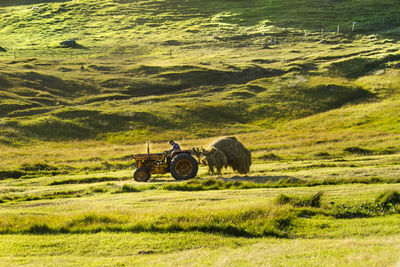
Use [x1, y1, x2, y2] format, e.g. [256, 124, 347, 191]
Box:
[0, 233, 398, 266]
[0, 0, 400, 265]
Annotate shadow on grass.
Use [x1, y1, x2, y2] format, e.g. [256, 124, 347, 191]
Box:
[0, 0, 69, 7]
[220, 175, 300, 183]
[16, 221, 289, 238]
[157, 176, 400, 191]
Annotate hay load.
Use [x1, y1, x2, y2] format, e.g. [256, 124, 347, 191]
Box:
[201, 147, 228, 175]
[208, 136, 251, 174]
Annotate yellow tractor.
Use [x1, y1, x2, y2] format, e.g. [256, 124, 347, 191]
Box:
[133, 143, 198, 182]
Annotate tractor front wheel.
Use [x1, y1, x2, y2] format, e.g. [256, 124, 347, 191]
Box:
[170, 154, 198, 180]
[133, 167, 151, 182]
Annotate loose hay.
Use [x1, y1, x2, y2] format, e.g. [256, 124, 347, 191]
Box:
[201, 147, 228, 175]
[208, 136, 251, 174]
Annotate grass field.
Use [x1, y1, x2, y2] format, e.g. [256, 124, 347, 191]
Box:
[0, 143, 399, 265]
[1, 0, 400, 265]
[1, 174, 400, 265]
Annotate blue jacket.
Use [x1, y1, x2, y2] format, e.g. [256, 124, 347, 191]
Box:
[170, 143, 181, 152]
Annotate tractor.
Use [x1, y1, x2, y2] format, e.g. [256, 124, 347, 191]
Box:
[133, 142, 198, 182]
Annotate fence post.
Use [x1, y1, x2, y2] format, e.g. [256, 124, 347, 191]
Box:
[337, 25, 340, 35]
[352, 21, 357, 32]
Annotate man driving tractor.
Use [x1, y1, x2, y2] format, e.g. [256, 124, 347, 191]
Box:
[133, 139, 198, 182]
[169, 140, 181, 152]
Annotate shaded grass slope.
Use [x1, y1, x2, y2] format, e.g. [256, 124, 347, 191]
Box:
[0, 0, 400, 145]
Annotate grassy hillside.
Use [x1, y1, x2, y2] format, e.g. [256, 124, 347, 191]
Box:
[1, 0, 400, 145]
[1, 0, 400, 51]
[0, 0, 399, 172]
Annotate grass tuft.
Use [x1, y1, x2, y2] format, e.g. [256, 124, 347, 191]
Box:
[333, 191, 400, 218]
[376, 190, 400, 207]
[274, 192, 323, 208]
[120, 184, 142, 192]
[24, 224, 56, 235]
[67, 213, 123, 228]
[343, 146, 373, 155]
[113, 184, 158, 193]
[258, 153, 282, 161]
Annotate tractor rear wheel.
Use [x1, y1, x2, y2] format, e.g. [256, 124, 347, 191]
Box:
[133, 167, 150, 182]
[170, 154, 198, 180]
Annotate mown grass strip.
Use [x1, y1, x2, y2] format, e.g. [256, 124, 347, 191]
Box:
[0, 190, 86, 203]
[49, 176, 130, 185]
[15, 222, 289, 238]
[0, 209, 293, 238]
[159, 177, 400, 191]
[1, 177, 399, 205]
[1, 191, 399, 237]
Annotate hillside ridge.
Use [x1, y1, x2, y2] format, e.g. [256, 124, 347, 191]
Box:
[0, 0, 399, 146]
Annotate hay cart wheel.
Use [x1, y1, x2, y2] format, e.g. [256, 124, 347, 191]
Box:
[133, 167, 151, 182]
[170, 154, 198, 180]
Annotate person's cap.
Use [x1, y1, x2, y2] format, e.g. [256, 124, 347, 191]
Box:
[169, 140, 174, 144]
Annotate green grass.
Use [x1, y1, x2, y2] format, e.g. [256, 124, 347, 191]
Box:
[0, 233, 398, 266]
[0, 181, 400, 265]
[1, 0, 400, 265]
[0, 157, 400, 264]
[0, 184, 399, 236]
[0, 0, 400, 144]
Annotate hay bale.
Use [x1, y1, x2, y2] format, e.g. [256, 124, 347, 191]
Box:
[208, 136, 251, 174]
[201, 147, 227, 175]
